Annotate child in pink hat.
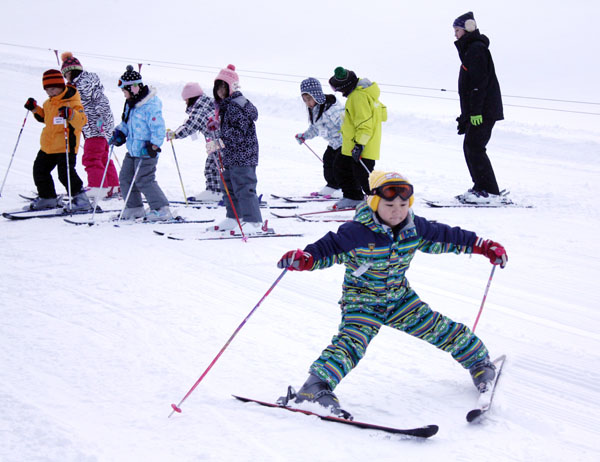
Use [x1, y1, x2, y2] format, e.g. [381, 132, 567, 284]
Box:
[207, 65, 266, 236]
[166, 82, 222, 201]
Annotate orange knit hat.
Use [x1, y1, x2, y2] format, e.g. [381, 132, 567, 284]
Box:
[42, 69, 65, 89]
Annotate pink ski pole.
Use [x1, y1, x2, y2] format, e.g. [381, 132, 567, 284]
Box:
[302, 140, 323, 163]
[472, 265, 496, 332]
[169, 267, 289, 417]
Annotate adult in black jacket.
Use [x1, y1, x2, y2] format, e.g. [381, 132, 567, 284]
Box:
[453, 12, 503, 202]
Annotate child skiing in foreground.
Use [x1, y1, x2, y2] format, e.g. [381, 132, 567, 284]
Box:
[294, 77, 344, 198]
[208, 64, 265, 235]
[23, 69, 93, 211]
[277, 170, 508, 417]
[109, 65, 172, 222]
[166, 82, 222, 202]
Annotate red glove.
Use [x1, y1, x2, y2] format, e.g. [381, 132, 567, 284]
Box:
[473, 238, 508, 268]
[277, 249, 313, 271]
[207, 116, 220, 132]
[58, 106, 74, 121]
[24, 98, 37, 111]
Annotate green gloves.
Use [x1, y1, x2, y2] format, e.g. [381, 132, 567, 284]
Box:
[470, 115, 483, 126]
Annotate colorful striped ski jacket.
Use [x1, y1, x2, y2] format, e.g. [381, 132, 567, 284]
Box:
[303, 202, 478, 311]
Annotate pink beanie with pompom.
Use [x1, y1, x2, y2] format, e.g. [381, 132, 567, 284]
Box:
[215, 64, 240, 93]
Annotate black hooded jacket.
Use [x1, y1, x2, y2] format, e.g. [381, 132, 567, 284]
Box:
[455, 30, 504, 122]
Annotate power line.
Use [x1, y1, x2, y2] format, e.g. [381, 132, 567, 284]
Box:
[1, 41, 599, 113]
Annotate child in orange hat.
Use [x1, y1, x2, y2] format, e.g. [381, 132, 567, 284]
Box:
[276, 170, 507, 418]
[23, 69, 92, 211]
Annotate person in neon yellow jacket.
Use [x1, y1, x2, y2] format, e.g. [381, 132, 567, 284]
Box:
[328, 67, 387, 210]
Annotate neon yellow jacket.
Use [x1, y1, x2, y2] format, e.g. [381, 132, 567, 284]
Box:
[341, 79, 387, 160]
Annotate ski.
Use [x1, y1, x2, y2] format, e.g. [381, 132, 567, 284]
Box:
[232, 395, 438, 438]
[466, 354, 507, 422]
[153, 229, 303, 241]
[2, 207, 119, 221]
[423, 199, 532, 209]
[19, 193, 63, 202]
[271, 208, 355, 219]
[270, 194, 337, 203]
[64, 216, 215, 226]
[296, 215, 352, 223]
[172, 200, 298, 210]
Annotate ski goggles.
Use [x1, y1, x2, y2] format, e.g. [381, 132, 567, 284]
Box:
[118, 79, 143, 89]
[370, 182, 414, 201]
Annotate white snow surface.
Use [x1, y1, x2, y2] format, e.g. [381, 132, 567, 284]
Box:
[1, 2, 600, 461]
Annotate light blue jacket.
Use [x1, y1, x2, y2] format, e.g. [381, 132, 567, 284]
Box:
[115, 86, 165, 157]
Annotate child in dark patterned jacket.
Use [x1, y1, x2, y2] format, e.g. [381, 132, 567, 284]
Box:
[277, 170, 508, 418]
[207, 64, 264, 235]
[166, 83, 222, 202]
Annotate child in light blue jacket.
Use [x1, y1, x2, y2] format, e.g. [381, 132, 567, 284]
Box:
[295, 77, 344, 197]
[110, 65, 171, 221]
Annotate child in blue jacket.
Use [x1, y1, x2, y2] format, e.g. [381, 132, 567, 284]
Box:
[110, 65, 171, 221]
[277, 170, 508, 417]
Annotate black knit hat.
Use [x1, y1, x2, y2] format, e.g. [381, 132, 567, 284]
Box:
[328, 67, 359, 96]
[453, 12, 477, 32]
[118, 65, 143, 89]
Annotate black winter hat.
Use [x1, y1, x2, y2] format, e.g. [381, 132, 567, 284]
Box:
[118, 65, 143, 88]
[329, 67, 358, 96]
[453, 12, 477, 32]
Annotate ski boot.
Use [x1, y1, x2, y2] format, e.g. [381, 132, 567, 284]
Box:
[64, 191, 94, 212]
[469, 356, 497, 392]
[25, 196, 60, 210]
[278, 374, 352, 420]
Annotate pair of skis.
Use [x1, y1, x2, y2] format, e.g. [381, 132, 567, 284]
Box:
[153, 227, 303, 241]
[234, 355, 506, 439]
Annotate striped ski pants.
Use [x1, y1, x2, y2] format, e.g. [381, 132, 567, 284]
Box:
[310, 288, 489, 390]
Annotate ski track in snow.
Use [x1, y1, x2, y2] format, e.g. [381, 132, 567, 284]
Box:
[1, 46, 600, 461]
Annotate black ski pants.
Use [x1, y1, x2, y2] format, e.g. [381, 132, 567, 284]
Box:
[463, 120, 500, 195]
[322, 145, 341, 189]
[333, 154, 375, 200]
[33, 150, 84, 199]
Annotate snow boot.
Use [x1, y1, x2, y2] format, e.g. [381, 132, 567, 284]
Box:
[231, 221, 269, 236]
[66, 191, 94, 212]
[145, 205, 173, 222]
[292, 374, 351, 419]
[121, 206, 146, 221]
[313, 185, 342, 198]
[212, 217, 238, 231]
[333, 197, 362, 209]
[192, 189, 222, 202]
[469, 356, 497, 392]
[456, 189, 499, 204]
[25, 196, 60, 210]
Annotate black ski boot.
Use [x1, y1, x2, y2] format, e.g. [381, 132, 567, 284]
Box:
[469, 356, 497, 392]
[281, 374, 352, 420]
